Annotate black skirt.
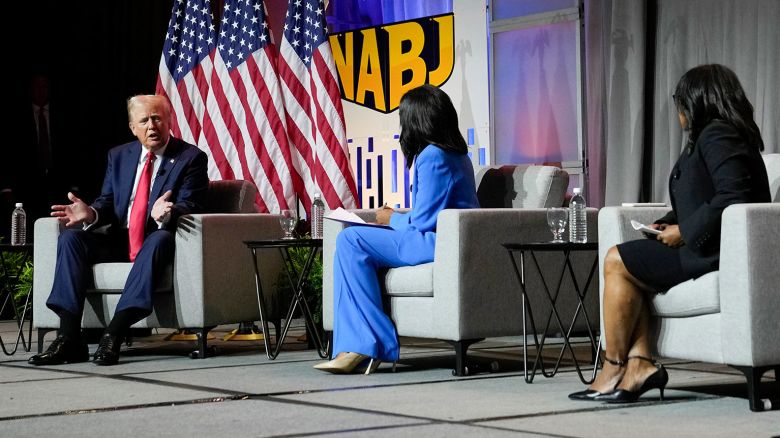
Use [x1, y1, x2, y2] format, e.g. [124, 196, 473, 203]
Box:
[616, 239, 692, 290]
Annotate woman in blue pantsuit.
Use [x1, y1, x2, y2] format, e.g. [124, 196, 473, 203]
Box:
[314, 85, 479, 374]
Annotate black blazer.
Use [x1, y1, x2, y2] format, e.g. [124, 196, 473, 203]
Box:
[656, 120, 770, 278]
[91, 136, 209, 235]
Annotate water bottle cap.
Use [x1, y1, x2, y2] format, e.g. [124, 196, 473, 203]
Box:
[313, 193, 321, 200]
[572, 188, 581, 194]
[15, 203, 23, 208]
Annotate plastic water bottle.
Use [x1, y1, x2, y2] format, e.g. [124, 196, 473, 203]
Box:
[11, 203, 27, 246]
[311, 193, 325, 239]
[568, 188, 587, 243]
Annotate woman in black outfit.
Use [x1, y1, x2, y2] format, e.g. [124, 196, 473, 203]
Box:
[570, 64, 771, 403]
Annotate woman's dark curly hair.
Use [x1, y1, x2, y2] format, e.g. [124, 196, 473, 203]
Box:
[673, 64, 763, 151]
[398, 84, 468, 167]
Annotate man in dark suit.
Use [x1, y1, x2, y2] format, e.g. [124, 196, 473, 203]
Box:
[29, 95, 209, 366]
[1, 74, 68, 241]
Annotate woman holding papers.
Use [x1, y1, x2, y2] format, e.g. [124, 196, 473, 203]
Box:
[314, 85, 479, 374]
[570, 64, 770, 402]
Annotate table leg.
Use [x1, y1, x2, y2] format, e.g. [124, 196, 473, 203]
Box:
[563, 254, 600, 384]
[529, 250, 599, 384]
[507, 250, 549, 383]
[0, 256, 32, 355]
[250, 248, 283, 360]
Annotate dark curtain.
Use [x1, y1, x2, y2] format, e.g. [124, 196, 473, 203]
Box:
[2, 1, 173, 234]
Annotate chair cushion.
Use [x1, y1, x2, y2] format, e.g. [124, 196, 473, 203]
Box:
[762, 153, 780, 202]
[205, 180, 258, 213]
[650, 271, 719, 317]
[87, 262, 173, 294]
[474, 164, 568, 208]
[383, 263, 434, 297]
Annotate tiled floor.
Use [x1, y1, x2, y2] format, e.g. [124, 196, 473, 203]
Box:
[0, 321, 777, 437]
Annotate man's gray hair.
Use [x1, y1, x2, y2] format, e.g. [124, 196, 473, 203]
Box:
[126, 95, 172, 122]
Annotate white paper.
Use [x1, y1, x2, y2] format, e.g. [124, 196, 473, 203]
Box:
[326, 207, 366, 223]
[325, 208, 392, 229]
[621, 202, 668, 207]
[630, 220, 661, 235]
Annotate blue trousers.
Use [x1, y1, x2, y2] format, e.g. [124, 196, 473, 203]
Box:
[332, 226, 434, 362]
[46, 228, 174, 318]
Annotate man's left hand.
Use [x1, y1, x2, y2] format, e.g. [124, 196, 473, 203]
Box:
[152, 190, 173, 223]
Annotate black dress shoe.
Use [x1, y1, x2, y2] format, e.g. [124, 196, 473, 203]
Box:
[568, 388, 612, 401]
[595, 363, 669, 403]
[28, 335, 89, 366]
[93, 333, 123, 366]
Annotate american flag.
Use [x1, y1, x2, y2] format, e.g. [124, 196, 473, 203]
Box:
[156, 0, 227, 181]
[278, 0, 358, 211]
[157, 0, 296, 212]
[205, 0, 296, 212]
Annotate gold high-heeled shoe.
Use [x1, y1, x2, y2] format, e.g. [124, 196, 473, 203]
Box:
[313, 352, 370, 374]
[356, 359, 398, 375]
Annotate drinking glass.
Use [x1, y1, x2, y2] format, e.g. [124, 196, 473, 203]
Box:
[279, 209, 298, 239]
[546, 208, 568, 243]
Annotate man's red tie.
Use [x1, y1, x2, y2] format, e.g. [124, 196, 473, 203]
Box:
[128, 151, 155, 261]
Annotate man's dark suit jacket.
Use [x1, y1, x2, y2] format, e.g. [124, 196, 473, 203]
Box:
[90, 136, 209, 237]
[657, 120, 771, 278]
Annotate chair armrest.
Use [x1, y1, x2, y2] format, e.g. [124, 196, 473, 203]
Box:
[719, 203, 780, 366]
[429, 207, 599, 339]
[33, 218, 65, 327]
[324, 207, 598, 337]
[322, 208, 409, 328]
[172, 213, 285, 328]
[597, 206, 671, 264]
[596, 207, 670, 344]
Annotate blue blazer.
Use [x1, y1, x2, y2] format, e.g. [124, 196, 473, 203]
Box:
[91, 136, 209, 234]
[389, 144, 479, 265]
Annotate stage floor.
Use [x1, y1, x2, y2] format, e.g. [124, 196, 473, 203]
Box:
[1, 320, 777, 437]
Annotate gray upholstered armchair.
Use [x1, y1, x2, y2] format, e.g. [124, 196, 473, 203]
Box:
[33, 180, 284, 358]
[597, 153, 780, 411]
[323, 164, 600, 375]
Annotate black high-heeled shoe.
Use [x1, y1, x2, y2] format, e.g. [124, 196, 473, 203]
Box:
[569, 356, 626, 401]
[595, 355, 669, 403]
